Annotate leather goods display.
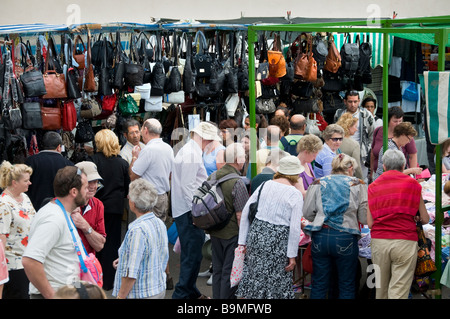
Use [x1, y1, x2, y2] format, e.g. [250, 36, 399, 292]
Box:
[324, 36, 341, 73]
[41, 105, 62, 130]
[268, 33, 286, 78]
[21, 102, 43, 129]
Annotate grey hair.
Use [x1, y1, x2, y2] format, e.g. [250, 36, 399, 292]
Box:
[382, 149, 406, 172]
[128, 178, 158, 213]
[143, 118, 162, 135]
[224, 142, 246, 164]
[322, 124, 345, 141]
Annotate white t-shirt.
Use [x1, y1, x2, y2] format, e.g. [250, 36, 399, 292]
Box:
[120, 140, 146, 165]
[131, 138, 174, 195]
[23, 202, 79, 295]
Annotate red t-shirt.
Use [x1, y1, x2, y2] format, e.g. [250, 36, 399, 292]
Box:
[76, 197, 106, 255]
[368, 170, 421, 241]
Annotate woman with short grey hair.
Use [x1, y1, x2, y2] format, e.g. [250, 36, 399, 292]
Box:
[112, 178, 169, 299]
[381, 149, 406, 172]
[314, 124, 345, 178]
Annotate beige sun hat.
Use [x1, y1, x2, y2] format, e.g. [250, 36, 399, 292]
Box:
[75, 161, 103, 182]
[277, 155, 305, 175]
[191, 122, 222, 141]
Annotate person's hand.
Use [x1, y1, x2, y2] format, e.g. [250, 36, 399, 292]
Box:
[131, 145, 141, 158]
[112, 258, 119, 269]
[285, 257, 296, 272]
[71, 209, 90, 231]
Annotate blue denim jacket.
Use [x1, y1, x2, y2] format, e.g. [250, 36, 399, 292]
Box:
[303, 174, 368, 237]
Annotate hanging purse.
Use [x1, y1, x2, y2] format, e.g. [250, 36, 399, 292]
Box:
[80, 32, 97, 92]
[268, 33, 286, 78]
[21, 102, 43, 129]
[124, 34, 144, 87]
[62, 100, 77, 131]
[73, 35, 86, 70]
[42, 44, 67, 99]
[415, 222, 437, 277]
[112, 32, 126, 89]
[98, 37, 112, 96]
[237, 32, 249, 92]
[80, 98, 102, 119]
[145, 95, 163, 112]
[256, 98, 276, 114]
[75, 119, 95, 143]
[64, 36, 82, 99]
[41, 105, 62, 130]
[324, 35, 342, 73]
[20, 69, 47, 97]
[193, 30, 212, 78]
[118, 93, 139, 116]
[183, 34, 196, 94]
[294, 33, 317, 82]
[150, 34, 166, 97]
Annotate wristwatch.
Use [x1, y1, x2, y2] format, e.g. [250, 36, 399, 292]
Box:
[86, 227, 93, 235]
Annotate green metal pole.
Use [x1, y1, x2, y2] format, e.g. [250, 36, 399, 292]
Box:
[382, 26, 389, 152]
[247, 27, 258, 178]
[432, 27, 448, 299]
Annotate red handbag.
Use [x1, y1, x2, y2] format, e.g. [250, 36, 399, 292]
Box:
[62, 100, 77, 131]
[302, 242, 313, 274]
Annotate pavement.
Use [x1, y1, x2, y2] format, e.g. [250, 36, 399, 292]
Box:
[103, 219, 449, 300]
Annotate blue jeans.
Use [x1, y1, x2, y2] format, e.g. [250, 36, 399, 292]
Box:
[172, 211, 205, 299]
[310, 227, 359, 299]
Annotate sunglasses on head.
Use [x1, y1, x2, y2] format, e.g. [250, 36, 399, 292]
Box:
[330, 137, 343, 142]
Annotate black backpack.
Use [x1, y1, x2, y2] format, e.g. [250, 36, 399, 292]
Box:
[340, 34, 359, 77]
[280, 136, 300, 156]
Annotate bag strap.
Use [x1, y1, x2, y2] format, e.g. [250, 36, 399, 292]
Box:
[55, 198, 89, 273]
[254, 181, 266, 210]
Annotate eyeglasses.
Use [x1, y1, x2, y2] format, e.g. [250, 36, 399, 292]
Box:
[330, 137, 343, 142]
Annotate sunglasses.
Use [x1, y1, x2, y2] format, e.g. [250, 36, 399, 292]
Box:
[330, 137, 343, 142]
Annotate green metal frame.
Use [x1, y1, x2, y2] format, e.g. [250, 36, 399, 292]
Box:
[247, 15, 450, 299]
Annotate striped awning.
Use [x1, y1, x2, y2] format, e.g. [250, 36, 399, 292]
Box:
[424, 71, 450, 145]
[0, 23, 69, 35]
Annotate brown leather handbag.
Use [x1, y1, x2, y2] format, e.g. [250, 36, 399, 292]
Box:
[79, 32, 97, 92]
[294, 33, 317, 82]
[41, 105, 62, 130]
[324, 36, 342, 73]
[42, 43, 67, 99]
[73, 35, 86, 70]
[267, 33, 286, 78]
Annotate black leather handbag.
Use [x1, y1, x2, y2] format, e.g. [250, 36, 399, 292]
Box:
[112, 32, 126, 89]
[20, 69, 47, 97]
[150, 34, 166, 96]
[75, 119, 95, 143]
[21, 101, 43, 129]
[98, 38, 112, 96]
[193, 31, 212, 78]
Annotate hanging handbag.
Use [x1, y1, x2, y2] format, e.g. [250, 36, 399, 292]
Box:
[145, 95, 163, 112]
[403, 81, 419, 101]
[294, 33, 317, 82]
[112, 32, 126, 89]
[150, 34, 167, 97]
[80, 32, 97, 92]
[237, 32, 249, 91]
[312, 33, 328, 75]
[21, 102, 43, 129]
[80, 98, 102, 119]
[183, 34, 196, 94]
[193, 31, 212, 78]
[73, 35, 86, 69]
[118, 93, 139, 116]
[100, 93, 117, 113]
[98, 37, 112, 96]
[249, 181, 265, 223]
[3, 107, 22, 131]
[41, 105, 62, 130]
[324, 36, 342, 73]
[75, 119, 95, 143]
[256, 33, 269, 80]
[42, 45, 67, 99]
[256, 98, 276, 114]
[124, 34, 144, 87]
[268, 33, 286, 78]
[65, 36, 82, 99]
[20, 69, 47, 97]
[340, 33, 359, 77]
[62, 100, 77, 131]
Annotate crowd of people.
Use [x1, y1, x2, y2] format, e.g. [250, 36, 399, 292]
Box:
[0, 88, 435, 300]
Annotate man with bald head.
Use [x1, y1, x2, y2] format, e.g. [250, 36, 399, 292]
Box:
[129, 118, 174, 222]
[279, 114, 306, 156]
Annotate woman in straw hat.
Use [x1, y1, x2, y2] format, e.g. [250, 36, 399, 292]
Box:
[237, 156, 304, 299]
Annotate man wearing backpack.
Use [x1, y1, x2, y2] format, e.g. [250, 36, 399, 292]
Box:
[279, 114, 306, 156]
[207, 143, 249, 299]
[334, 90, 375, 181]
[171, 121, 221, 300]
